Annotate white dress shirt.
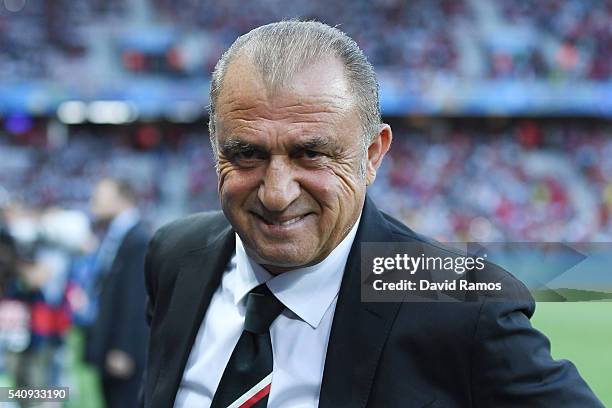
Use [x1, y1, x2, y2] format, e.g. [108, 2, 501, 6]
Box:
[174, 217, 360, 407]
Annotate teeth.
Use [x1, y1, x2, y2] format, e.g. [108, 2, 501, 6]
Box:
[273, 216, 303, 226]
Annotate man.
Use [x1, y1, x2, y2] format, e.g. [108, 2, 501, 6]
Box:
[141, 21, 603, 407]
[0, 221, 17, 297]
[86, 178, 150, 408]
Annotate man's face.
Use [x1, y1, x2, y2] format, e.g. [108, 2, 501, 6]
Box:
[215, 56, 374, 273]
[90, 180, 122, 223]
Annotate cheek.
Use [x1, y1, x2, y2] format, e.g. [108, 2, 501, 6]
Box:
[300, 168, 358, 209]
[219, 168, 262, 207]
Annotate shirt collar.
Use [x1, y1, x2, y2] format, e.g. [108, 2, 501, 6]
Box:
[233, 214, 361, 329]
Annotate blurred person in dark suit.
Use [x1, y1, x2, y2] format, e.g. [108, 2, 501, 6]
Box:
[86, 178, 149, 408]
[0, 223, 17, 297]
[141, 21, 603, 407]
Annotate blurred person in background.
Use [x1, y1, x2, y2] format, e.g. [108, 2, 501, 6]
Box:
[2, 244, 69, 407]
[85, 178, 149, 408]
[0, 220, 21, 382]
[0, 222, 17, 298]
[0, 203, 89, 406]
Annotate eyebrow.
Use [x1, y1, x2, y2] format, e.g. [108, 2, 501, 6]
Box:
[219, 138, 263, 156]
[291, 135, 335, 153]
[220, 135, 339, 156]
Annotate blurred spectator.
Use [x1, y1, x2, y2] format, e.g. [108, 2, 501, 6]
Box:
[85, 177, 150, 408]
[0, 219, 21, 382]
[0, 222, 17, 298]
[0, 204, 89, 406]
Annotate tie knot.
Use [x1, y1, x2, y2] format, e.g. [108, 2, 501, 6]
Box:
[244, 284, 284, 334]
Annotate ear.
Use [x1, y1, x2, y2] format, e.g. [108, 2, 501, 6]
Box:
[365, 124, 392, 186]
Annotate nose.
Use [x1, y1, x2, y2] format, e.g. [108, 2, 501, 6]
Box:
[258, 155, 300, 212]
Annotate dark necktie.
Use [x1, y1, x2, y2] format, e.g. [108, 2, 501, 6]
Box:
[210, 283, 285, 408]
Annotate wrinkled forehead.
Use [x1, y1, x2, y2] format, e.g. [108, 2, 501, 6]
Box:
[215, 54, 356, 121]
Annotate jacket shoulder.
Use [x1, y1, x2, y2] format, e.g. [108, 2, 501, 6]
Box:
[121, 221, 151, 248]
[143, 211, 230, 316]
[150, 211, 230, 258]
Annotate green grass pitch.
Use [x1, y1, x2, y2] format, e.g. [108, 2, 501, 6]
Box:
[531, 302, 612, 406]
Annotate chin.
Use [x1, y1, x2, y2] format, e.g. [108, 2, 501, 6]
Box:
[254, 245, 317, 270]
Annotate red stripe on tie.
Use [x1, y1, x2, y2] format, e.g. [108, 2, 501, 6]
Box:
[239, 383, 271, 408]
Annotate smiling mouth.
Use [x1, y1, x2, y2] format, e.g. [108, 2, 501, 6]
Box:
[251, 212, 311, 226]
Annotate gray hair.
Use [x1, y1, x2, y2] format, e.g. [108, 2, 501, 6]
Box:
[208, 20, 381, 176]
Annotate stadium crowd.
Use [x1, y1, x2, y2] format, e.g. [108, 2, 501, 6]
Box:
[154, 0, 466, 74]
[3, 0, 612, 81]
[498, 0, 612, 79]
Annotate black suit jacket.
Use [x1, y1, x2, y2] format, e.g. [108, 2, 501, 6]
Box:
[141, 197, 603, 407]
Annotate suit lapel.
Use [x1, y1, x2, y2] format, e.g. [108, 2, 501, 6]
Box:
[319, 196, 405, 408]
[152, 225, 235, 408]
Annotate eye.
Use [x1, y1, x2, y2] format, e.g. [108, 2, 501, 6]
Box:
[299, 150, 324, 160]
[235, 148, 268, 160]
[235, 149, 256, 160]
[229, 148, 267, 166]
